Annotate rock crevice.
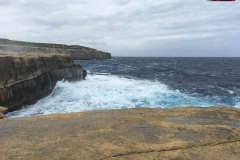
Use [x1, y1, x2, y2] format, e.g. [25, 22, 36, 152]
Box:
[101, 139, 240, 160]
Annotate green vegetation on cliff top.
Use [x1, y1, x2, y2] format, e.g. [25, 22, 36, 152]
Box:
[0, 38, 91, 50]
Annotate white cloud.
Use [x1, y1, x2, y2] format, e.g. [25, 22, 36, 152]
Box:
[0, 0, 239, 56]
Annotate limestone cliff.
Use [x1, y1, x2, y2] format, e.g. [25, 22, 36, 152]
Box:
[0, 54, 86, 109]
[0, 38, 112, 60]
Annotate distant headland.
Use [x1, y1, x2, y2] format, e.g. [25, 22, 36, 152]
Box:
[0, 38, 111, 60]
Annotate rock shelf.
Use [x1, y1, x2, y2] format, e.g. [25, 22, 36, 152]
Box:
[1, 107, 239, 159]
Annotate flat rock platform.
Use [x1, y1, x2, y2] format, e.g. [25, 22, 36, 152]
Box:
[1, 107, 240, 159]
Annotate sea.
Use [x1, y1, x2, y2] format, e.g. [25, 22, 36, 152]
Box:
[7, 57, 240, 118]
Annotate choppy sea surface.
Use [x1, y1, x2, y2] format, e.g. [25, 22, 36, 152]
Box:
[7, 57, 240, 117]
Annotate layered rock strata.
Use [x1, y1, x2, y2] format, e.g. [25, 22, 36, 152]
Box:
[0, 54, 86, 110]
[0, 107, 240, 159]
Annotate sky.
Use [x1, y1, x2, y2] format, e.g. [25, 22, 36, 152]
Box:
[0, 0, 240, 57]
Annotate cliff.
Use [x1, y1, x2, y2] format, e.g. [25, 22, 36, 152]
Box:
[0, 53, 86, 110]
[0, 38, 112, 60]
[0, 107, 240, 159]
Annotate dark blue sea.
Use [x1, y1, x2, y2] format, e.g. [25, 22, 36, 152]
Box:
[7, 57, 240, 117]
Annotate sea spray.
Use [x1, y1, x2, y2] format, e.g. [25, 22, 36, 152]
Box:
[7, 74, 239, 118]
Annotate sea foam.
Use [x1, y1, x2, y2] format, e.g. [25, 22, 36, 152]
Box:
[7, 74, 239, 117]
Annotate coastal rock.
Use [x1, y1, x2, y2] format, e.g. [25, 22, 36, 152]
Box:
[0, 106, 8, 114]
[0, 38, 111, 60]
[0, 107, 239, 159]
[68, 48, 111, 60]
[0, 54, 86, 109]
[0, 112, 5, 119]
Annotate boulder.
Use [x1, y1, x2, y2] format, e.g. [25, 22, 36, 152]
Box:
[0, 112, 6, 119]
[0, 106, 8, 114]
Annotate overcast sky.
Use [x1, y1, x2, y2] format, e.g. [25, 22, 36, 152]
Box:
[0, 0, 239, 57]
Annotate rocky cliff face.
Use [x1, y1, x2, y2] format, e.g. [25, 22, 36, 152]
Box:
[0, 54, 86, 109]
[0, 38, 111, 60]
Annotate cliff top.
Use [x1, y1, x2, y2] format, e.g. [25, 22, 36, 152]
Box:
[1, 106, 240, 159]
[0, 38, 91, 50]
[0, 38, 111, 59]
[0, 52, 67, 57]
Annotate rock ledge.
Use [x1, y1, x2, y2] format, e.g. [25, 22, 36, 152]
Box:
[1, 106, 239, 159]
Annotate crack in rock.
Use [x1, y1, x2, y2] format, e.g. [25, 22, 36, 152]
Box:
[101, 139, 240, 159]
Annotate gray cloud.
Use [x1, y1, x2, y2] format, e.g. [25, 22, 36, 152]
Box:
[0, 0, 239, 57]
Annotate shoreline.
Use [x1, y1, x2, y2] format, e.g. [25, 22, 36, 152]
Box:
[5, 105, 239, 119]
[1, 39, 239, 159]
[0, 38, 112, 112]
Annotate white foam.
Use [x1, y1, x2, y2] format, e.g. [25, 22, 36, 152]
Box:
[6, 74, 239, 118]
[228, 90, 234, 94]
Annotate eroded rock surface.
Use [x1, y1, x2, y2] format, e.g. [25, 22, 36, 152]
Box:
[0, 54, 86, 109]
[0, 107, 239, 159]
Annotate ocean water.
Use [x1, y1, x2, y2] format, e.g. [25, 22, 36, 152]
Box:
[7, 57, 240, 117]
